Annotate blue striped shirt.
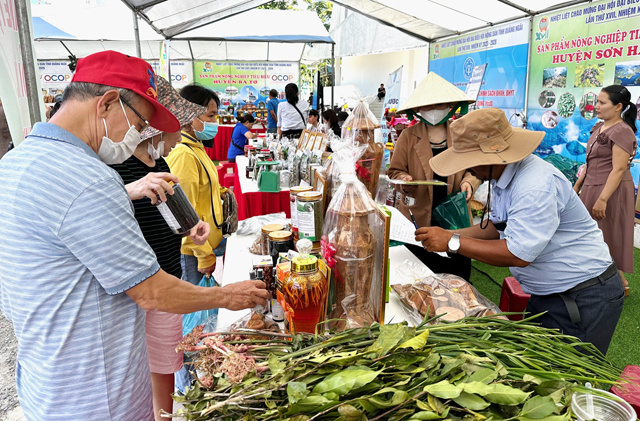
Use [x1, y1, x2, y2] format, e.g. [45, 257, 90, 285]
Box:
[0, 123, 158, 421]
[489, 155, 612, 295]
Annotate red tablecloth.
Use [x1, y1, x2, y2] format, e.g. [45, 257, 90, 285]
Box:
[205, 125, 266, 161]
[234, 163, 291, 221]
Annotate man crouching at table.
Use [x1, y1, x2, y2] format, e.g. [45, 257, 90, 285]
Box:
[0, 51, 269, 421]
[415, 108, 623, 355]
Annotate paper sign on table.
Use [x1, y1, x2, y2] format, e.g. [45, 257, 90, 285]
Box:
[386, 206, 448, 258]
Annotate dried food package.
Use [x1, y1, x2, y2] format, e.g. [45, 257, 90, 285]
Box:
[342, 98, 384, 198]
[321, 146, 384, 329]
[391, 274, 502, 326]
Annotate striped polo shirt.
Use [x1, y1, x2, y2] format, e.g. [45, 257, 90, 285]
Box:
[0, 123, 158, 421]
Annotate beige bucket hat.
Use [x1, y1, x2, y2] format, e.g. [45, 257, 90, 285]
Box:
[430, 108, 545, 177]
[397, 72, 475, 113]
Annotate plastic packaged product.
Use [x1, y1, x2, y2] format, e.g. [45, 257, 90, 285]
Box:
[391, 273, 502, 326]
[322, 136, 364, 212]
[268, 230, 294, 266]
[296, 191, 323, 252]
[155, 183, 200, 235]
[261, 224, 285, 255]
[289, 186, 313, 240]
[342, 98, 384, 198]
[321, 146, 383, 329]
[282, 239, 328, 333]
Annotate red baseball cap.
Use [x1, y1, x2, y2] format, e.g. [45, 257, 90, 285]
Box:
[71, 51, 180, 133]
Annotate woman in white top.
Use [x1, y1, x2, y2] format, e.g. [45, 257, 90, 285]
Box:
[277, 83, 309, 138]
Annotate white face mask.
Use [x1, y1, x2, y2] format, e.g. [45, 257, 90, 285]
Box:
[147, 134, 164, 160]
[98, 99, 141, 165]
[420, 108, 450, 125]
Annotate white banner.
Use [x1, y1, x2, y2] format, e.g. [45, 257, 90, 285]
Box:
[0, 1, 36, 146]
[38, 61, 73, 96]
[148, 60, 193, 89]
[381, 66, 403, 119]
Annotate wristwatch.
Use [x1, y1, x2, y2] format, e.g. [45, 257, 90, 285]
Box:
[448, 233, 461, 254]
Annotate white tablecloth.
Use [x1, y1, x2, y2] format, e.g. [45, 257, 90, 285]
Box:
[235, 155, 291, 195]
[217, 233, 432, 329]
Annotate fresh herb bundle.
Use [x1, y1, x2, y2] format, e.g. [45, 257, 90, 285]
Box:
[170, 315, 621, 421]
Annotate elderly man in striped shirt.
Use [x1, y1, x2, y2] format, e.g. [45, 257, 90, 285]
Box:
[0, 51, 270, 421]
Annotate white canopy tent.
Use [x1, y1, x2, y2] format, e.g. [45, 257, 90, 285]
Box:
[329, 0, 592, 42]
[33, 4, 333, 63]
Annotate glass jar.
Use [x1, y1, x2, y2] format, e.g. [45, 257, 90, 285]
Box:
[289, 186, 313, 241]
[261, 224, 285, 256]
[268, 230, 294, 266]
[155, 183, 200, 235]
[244, 145, 256, 157]
[283, 240, 328, 334]
[296, 191, 323, 252]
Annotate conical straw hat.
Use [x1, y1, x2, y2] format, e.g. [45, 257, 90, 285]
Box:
[397, 72, 475, 113]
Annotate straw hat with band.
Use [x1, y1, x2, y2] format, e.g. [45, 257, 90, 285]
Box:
[429, 108, 545, 177]
[430, 108, 545, 229]
[397, 72, 476, 126]
[140, 76, 207, 142]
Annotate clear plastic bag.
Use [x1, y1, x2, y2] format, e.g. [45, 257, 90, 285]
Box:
[391, 274, 502, 326]
[474, 181, 489, 206]
[395, 259, 432, 283]
[321, 145, 384, 329]
[342, 96, 384, 198]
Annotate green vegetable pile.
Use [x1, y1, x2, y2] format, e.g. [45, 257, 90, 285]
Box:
[171, 315, 621, 421]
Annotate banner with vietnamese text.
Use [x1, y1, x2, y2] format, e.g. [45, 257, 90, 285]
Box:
[193, 61, 299, 114]
[429, 19, 530, 124]
[527, 0, 640, 185]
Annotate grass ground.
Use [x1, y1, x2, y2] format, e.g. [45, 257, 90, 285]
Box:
[469, 247, 640, 369]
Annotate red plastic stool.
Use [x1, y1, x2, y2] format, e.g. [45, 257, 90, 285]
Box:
[221, 161, 235, 174]
[499, 277, 531, 320]
[222, 173, 234, 189]
[611, 365, 640, 416]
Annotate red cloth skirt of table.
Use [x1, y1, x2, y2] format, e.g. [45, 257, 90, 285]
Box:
[205, 125, 266, 161]
[234, 163, 291, 221]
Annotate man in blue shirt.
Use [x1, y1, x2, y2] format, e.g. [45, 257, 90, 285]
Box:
[0, 51, 270, 421]
[416, 108, 623, 354]
[266, 89, 279, 134]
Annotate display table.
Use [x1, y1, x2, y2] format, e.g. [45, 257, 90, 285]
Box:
[205, 124, 266, 161]
[217, 232, 431, 329]
[234, 155, 292, 220]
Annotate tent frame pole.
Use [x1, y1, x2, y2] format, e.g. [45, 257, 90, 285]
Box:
[15, 0, 42, 126]
[133, 11, 142, 58]
[331, 43, 335, 109]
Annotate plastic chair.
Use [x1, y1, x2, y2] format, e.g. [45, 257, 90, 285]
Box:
[222, 173, 234, 189]
[499, 277, 531, 320]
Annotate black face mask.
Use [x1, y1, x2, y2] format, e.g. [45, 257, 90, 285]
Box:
[201, 138, 214, 148]
[480, 166, 493, 230]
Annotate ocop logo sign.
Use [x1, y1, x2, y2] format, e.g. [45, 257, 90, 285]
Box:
[272, 74, 295, 82]
[171, 74, 189, 82]
[43, 74, 71, 83]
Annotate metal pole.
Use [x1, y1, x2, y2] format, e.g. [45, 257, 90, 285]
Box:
[522, 17, 533, 128]
[331, 43, 335, 109]
[166, 40, 172, 87]
[15, 0, 42, 125]
[133, 11, 142, 58]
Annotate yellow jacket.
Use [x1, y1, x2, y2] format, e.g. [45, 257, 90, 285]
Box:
[166, 132, 226, 269]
